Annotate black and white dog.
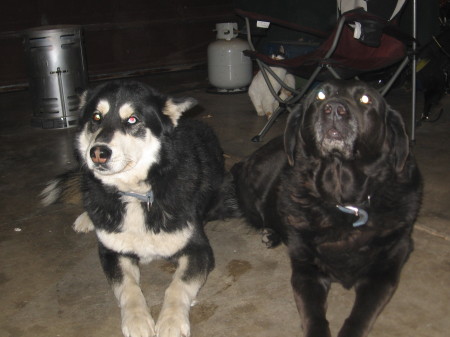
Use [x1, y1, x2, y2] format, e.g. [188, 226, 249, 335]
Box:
[42, 80, 234, 337]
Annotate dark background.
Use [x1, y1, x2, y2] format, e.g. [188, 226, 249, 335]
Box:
[0, 0, 235, 91]
[0, 0, 439, 92]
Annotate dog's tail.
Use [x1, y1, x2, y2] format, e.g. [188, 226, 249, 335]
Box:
[40, 170, 83, 207]
[41, 171, 95, 233]
[206, 172, 241, 222]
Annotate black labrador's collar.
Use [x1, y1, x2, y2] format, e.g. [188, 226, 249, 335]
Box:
[119, 190, 154, 210]
[336, 195, 371, 227]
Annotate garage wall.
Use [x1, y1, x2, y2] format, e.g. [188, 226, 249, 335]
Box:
[0, 0, 235, 91]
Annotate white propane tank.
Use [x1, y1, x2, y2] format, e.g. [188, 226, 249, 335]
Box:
[207, 22, 252, 92]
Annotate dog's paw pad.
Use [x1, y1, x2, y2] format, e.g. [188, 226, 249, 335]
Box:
[72, 212, 95, 233]
[156, 314, 190, 337]
[261, 229, 281, 248]
[122, 309, 155, 337]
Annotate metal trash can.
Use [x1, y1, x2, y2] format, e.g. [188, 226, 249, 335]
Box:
[24, 25, 87, 129]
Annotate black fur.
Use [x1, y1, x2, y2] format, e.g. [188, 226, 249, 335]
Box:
[80, 117, 225, 234]
[232, 80, 422, 337]
[42, 80, 237, 337]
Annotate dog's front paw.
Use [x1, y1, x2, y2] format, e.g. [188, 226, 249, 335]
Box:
[155, 311, 190, 337]
[72, 212, 95, 233]
[261, 228, 281, 248]
[121, 308, 155, 337]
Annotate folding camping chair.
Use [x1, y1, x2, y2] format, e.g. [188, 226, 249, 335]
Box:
[237, 0, 417, 142]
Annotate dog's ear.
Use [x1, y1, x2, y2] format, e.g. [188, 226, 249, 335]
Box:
[163, 97, 198, 126]
[284, 104, 303, 166]
[78, 90, 88, 110]
[386, 108, 410, 172]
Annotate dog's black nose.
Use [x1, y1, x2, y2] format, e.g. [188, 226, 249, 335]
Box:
[324, 102, 347, 116]
[90, 145, 112, 164]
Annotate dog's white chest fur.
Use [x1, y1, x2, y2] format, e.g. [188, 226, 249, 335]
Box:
[96, 199, 192, 261]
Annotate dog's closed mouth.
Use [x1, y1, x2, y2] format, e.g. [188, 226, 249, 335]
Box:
[94, 165, 108, 171]
[321, 128, 348, 154]
[93, 160, 135, 175]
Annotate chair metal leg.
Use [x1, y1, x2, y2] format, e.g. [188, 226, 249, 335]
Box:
[250, 64, 325, 142]
[251, 105, 287, 142]
[411, 0, 417, 142]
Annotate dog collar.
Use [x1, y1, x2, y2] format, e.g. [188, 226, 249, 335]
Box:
[336, 204, 369, 227]
[119, 190, 154, 210]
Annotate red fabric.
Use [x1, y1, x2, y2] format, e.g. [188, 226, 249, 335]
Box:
[240, 8, 407, 79]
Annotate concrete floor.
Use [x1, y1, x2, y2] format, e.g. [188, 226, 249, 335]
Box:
[0, 70, 449, 337]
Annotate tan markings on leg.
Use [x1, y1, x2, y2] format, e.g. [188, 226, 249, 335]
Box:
[156, 255, 205, 337]
[113, 256, 155, 337]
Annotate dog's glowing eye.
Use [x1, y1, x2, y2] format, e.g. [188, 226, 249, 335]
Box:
[92, 112, 102, 122]
[360, 95, 371, 104]
[317, 91, 326, 100]
[127, 116, 138, 124]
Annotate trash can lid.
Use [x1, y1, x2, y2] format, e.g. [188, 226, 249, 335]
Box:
[24, 25, 82, 37]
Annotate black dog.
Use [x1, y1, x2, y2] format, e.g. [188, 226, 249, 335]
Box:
[232, 80, 422, 337]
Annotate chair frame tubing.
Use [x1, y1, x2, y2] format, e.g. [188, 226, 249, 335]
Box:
[243, 8, 416, 142]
